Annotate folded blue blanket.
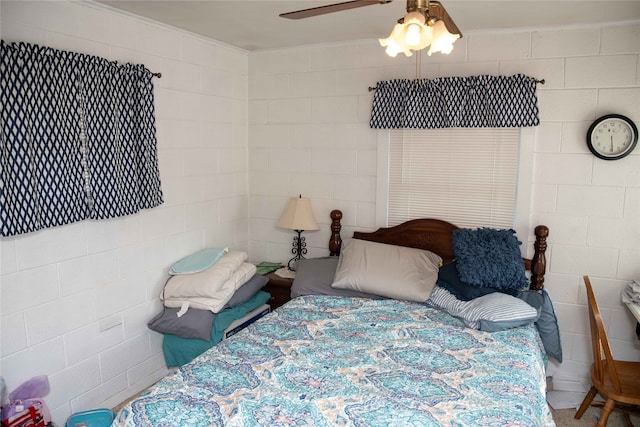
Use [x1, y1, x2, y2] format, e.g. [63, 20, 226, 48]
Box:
[169, 247, 228, 275]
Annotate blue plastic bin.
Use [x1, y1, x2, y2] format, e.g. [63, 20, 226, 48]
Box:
[65, 408, 115, 427]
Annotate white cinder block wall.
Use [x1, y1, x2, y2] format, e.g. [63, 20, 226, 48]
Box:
[1, 0, 639, 423]
[0, 1, 248, 425]
[248, 23, 640, 395]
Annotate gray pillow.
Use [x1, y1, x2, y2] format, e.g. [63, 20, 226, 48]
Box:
[291, 257, 383, 299]
[148, 307, 215, 341]
[437, 261, 512, 300]
[225, 274, 268, 308]
[332, 239, 442, 301]
[518, 289, 563, 362]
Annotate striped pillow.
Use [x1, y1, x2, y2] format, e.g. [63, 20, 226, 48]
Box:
[428, 287, 539, 331]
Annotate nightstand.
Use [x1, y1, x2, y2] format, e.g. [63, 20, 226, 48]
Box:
[263, 273, 294, 310]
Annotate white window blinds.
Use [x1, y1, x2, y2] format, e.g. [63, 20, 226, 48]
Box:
[388, 128, 520, 228]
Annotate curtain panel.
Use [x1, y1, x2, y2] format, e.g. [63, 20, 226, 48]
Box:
[0, 41, 163, 236]
[370, 74, 540, 129]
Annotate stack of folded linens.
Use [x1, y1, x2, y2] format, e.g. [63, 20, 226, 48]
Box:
[162, 249, 257, 313]
[148, 247, 268, 343]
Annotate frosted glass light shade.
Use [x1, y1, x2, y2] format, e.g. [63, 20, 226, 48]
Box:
[379, 12, 459, 58]
[379, 23, 413, 57]
[402, 11, 431, 49]
[427, 19, 460, 55]
[277, 197, 319, 231]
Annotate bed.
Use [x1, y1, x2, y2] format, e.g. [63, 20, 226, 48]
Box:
[113, 210, 556, 426]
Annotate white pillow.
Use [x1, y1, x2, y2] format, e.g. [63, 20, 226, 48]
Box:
[331, 239, 442, 301]
[163, 262, 257, 313]
[163, 251, 247, 299]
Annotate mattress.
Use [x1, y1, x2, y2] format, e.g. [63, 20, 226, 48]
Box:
[114, 295, 555, 426]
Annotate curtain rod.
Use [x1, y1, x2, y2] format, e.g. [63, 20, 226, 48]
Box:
[2, 40, 163, 78]
[368, 78, 546, 92]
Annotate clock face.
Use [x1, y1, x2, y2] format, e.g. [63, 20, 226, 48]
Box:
[587, 114, 638, 160]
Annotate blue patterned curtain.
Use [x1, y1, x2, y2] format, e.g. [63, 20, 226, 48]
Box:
[0, 41, 163, 236]
[370, 74, 540, 129]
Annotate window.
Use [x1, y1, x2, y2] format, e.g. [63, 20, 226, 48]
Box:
[385, 128, 521, 229]
[0, 40, 163, 236]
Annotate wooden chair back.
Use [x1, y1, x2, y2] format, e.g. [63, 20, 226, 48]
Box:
[583, 276, 623, 393]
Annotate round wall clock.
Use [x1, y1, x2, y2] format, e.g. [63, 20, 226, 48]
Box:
[586, 114, 638, 160]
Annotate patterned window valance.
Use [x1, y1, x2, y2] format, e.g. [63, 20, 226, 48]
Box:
[0, 41, 163, 236]
[370, 74, 540, 129]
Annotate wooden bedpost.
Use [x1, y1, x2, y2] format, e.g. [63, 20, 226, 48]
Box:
[329, 210, 343, 256]
[530, 225, 549, 291]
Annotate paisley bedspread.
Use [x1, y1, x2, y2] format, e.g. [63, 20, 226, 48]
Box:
[113, 296, 555, 426]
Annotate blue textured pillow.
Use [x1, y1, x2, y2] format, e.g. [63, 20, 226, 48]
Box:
[518, 289, 563, 362]
[452, 228, 528, 290]
[437, 262, 518, 301]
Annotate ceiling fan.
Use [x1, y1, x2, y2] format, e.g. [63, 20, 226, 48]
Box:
[280, 0, 462, 57]
[280, 0, 392, 20]
[279, 0, 461, 40]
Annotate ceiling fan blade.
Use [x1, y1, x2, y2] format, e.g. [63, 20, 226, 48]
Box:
[428, 1, 462, 36]
[280, 0, 389, 20]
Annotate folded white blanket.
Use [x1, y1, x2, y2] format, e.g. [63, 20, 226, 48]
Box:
[163, 262, 257, 313]
[163, 251, 247, 299]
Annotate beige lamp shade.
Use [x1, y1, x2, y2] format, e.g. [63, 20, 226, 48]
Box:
[277, 196, 319, 231]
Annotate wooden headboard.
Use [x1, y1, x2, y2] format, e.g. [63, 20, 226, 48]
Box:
[328, 209, 549, 291]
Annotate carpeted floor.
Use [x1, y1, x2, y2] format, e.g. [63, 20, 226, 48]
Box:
[551, 406, 640, 426]
[548, 389, 640, 426]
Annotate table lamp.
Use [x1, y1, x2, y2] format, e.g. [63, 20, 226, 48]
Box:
[277, 195, 319, 271]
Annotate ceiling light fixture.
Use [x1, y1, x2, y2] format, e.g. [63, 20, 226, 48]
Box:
[379, 0, 462, 57]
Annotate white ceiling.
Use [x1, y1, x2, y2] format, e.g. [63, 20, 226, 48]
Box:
[96, 0, 640, 51]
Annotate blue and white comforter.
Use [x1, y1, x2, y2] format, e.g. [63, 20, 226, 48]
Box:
[114, 295, 555, 426]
